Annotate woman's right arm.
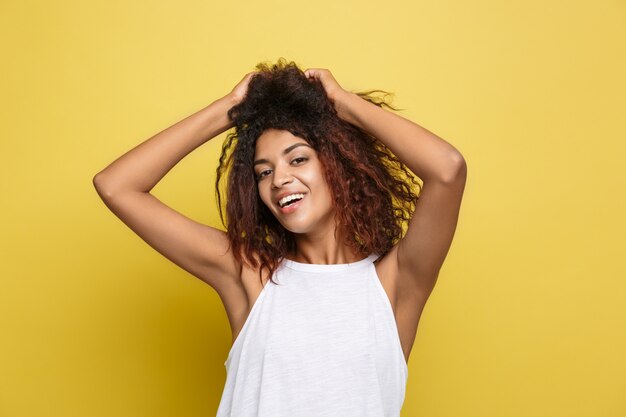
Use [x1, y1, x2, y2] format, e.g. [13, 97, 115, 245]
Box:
[93, 83, 249, 292]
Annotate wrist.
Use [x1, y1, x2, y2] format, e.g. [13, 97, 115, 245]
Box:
[220, 92, 242, 109]
[333, 91, 360, 126]
[200, 94, 237, 135]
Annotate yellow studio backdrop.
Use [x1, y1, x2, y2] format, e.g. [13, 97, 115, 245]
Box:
[0, 0, 624, 416]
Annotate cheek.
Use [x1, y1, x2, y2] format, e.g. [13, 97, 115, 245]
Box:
[258, 185, 272, 208]
[308, 165, 332, 200]
[313, 176, 334, 204]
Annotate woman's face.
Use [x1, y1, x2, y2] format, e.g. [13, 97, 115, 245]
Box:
[253, 129, 335, 235]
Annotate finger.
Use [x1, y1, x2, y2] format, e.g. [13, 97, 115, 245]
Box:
[304, 68, 320, 78]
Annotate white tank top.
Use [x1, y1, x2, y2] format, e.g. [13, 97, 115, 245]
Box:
[216, 253, 409, 417]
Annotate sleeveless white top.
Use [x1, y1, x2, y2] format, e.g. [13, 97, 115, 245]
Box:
[216, 253, 409, 417]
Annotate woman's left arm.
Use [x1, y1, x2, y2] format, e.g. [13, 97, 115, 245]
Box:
[340, 91, 467, 299]
[304, 67, 467, 299]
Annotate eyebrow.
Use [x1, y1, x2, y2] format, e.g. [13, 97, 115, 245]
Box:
[253, 143, 313, 166]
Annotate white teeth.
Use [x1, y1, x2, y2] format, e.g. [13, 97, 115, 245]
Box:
[278, 193, 304, 208]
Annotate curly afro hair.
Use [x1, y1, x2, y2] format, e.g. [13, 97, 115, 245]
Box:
[215, 58, 421, 285]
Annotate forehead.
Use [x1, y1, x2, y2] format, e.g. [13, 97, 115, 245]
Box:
[254, 129, 310, 157]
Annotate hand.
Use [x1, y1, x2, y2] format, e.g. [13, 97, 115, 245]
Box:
[228, 71, 257, 105]
[303, 68, 349, 104]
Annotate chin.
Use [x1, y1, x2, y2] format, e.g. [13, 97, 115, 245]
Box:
[281, 217, 336, 236]
[279, 223, 310, 235]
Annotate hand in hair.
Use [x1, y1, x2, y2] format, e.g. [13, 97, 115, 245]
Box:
[229, 71, 258, 105]
[303, 68, 349, 105]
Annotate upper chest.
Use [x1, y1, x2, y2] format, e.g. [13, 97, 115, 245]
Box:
[234, 254, 423, 363]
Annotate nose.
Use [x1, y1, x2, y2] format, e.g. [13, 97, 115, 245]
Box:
[271, 164, 294, 189]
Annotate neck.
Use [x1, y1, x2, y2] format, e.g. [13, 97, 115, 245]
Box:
[288, 225, 366, 265]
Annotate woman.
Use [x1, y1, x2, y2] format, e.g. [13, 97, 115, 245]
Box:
[93, 59, 467, 416]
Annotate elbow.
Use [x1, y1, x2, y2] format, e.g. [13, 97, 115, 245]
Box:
[92, 172, 105, 191]
[439, 152, 467, 183]
[453, 153, 467, 178]
[92, 173, 115, 200]
[92, 173, 102, 191]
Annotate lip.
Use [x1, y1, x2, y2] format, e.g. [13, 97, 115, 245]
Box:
[275, 191, 307, 206]
[277, 195, 305, 214]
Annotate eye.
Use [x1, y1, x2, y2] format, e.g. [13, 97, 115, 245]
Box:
[291, 157, 308, 165]
[256, 169, 271, 180]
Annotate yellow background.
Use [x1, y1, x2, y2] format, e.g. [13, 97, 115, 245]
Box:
[1, 0, 624, 416]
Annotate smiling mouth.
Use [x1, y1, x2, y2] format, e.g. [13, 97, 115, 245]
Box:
[277, 193, 305, 208]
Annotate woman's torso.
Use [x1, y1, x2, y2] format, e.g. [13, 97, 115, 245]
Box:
[230, 248, 421, 365]
[216, 252, 418, 417]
